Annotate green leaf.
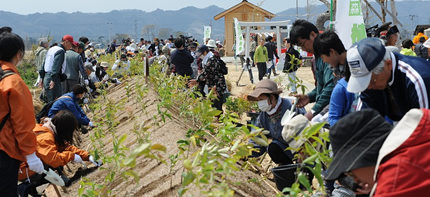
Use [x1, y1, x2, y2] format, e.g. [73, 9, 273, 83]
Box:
[151, 144, 166, 152]
[133, 143, 150, 156]
[123, 170, 140, 183]
[118, 134, 127, 146]
[304, 122, 325, 136]
[251, 137, 269, 147]
[310, 136, 325, 147]
[302, 153, 318, 164]
[182, 172, 195, 186]
[123, 157, 136, 167]
[183, 159, 193, 170]
[178, 187, 188, 197]
[298, 172, 311, 191]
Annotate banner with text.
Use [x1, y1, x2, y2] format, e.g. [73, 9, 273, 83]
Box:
[234, 18, 245, 56]
[335, 0, 367, 49]
[203, 26, 211, 43]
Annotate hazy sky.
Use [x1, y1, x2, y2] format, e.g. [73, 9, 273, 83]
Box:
[2, 0, 323, 15]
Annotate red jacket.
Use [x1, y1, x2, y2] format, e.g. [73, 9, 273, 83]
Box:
[372, 109, 430, 196]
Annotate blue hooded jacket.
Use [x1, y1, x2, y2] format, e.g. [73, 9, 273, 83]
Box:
[48, 92, 90, 126]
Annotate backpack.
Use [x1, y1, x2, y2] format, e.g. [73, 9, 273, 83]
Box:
[0, 67, 16, 132]
[36, 95, 71, 123]
[217, 58, 228, 75]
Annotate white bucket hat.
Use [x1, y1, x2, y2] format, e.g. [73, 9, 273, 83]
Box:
[207, 39, 216, 48]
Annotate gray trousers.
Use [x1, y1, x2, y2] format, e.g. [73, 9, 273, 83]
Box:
[43, 75, 62, 103]
[62, 79, 79, 94]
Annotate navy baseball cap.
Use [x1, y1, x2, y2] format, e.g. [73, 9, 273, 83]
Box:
[346, 38, 386, 93]
[197, 45, 209, 53]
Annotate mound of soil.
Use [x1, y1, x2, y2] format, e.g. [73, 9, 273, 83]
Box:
[44, 76, 278, 197]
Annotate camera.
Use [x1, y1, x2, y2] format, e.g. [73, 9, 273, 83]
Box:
[337, 174, 360, 192]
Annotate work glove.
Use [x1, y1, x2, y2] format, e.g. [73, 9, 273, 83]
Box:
[84, 79, 89, 86]
[89, 156, 103, 167]
[25, 153, 44, 174]
[73, 154, 83, 163]
[88, 121, 94, 127]
[83, 98, 89, 104]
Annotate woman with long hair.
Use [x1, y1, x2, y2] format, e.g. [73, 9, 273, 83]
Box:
[17, 110, 101, 197]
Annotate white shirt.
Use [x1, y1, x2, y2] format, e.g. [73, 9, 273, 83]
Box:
[202, 51, 214, 68]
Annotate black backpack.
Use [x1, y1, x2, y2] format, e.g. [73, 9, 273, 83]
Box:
[217, 58, 228, 75]
[0, 67, 16, 132]
[36, 95, 71, 123]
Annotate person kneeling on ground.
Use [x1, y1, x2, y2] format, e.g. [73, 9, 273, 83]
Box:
[326, 109, 430, 196]
[247, 79, 305, 165]
[112, 54, 130, 78]
[48, 84, 94, 133]
[17, 110, 102, 197]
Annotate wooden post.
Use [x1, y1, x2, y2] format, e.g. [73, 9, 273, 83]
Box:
[375, 0, 403, 27]
[144, 56, 149, 83]
[363, 0, 383, 22]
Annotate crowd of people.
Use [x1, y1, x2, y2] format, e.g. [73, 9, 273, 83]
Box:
[1, 15, 430, 196]
[0, 24, 233, 196]
[246, 19, 430, 197]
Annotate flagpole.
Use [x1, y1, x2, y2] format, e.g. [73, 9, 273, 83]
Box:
[330, 0, 334, 30]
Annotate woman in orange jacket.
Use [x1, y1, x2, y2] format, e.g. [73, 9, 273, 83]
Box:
[18, 110, 101, 197]
[0, 31, 45, 196]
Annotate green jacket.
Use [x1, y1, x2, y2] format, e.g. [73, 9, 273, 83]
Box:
[400, 48, 416, 56]
[254, 45, 268, 63]
[307, 56, 335, 115]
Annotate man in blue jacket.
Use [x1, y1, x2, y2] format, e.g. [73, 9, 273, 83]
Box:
[313, 31, 355, 127]
[48, 84, 93, 130]
[347, 37, 430, 121]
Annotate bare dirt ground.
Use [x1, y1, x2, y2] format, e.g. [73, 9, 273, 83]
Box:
[42, 76, 279, 197]
[225, 62, 315, 97]
[39, 60, 317, 197]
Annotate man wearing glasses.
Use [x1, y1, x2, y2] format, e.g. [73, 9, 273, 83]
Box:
[326, 108, 430, 196]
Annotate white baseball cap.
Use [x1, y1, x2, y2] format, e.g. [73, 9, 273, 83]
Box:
[346, 38, 386, 93]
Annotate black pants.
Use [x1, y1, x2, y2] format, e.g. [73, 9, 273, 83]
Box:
[0, 150, 20, 197]
[212, 94, 225, 112]
[257, 62, 267, 81]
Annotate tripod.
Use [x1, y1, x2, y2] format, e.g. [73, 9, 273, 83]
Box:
[236, 58, 254, 86]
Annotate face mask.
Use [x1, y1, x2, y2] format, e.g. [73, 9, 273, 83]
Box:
[258, 99, 272, 112]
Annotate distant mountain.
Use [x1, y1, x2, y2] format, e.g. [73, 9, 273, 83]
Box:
[0, 6, 225, 44]
[1, 1, 429, 46]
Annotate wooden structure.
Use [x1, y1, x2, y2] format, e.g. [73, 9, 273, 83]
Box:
[214, 0, 275, 56]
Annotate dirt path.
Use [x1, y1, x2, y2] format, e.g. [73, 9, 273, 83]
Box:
[225, 62, 315, 97]
[44, 76, 278, 197]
